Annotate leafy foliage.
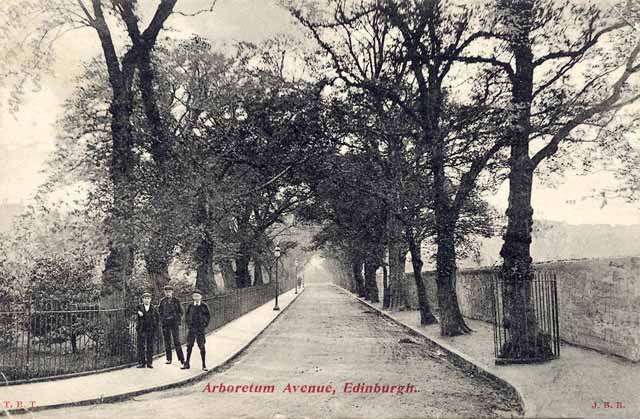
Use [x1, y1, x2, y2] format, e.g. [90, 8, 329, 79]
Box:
[26, 254, 100, 345]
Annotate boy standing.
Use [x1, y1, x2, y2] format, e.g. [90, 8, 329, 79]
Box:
[181, 289, 211, 371]
[136, 291, 159, 368]
[159, 284, 185, 365]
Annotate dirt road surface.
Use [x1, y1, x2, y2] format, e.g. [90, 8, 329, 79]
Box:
[30, 284, 521, 419]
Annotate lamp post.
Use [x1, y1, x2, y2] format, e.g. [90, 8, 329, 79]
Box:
[294, 259, 298, 294]
[274, 244, 281, 311]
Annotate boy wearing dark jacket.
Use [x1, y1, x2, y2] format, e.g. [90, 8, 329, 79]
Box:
[159, 284, 185, 365]
[181, 289, 211, 371]
[136, 292, 160, 368]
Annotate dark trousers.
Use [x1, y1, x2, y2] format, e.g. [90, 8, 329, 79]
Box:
[185, 329, 206, 366]
[137, 331, 154, 366]
[162, 323, 184, 362]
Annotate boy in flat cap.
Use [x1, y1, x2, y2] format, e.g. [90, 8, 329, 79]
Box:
[181, 289, 211, 370]
[159, 284, 185, 365]
[136, 291, 159, 368]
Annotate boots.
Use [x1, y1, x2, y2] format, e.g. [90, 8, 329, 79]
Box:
[181, 347, 192, 369]
[201, 349, 207, 371]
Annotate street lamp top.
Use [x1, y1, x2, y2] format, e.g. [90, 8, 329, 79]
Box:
[274, 244, 281, 258]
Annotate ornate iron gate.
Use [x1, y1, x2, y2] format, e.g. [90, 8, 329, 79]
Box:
[491, 271, 560, 364]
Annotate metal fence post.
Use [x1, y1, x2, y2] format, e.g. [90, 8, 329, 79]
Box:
[491, 270, 560, 364]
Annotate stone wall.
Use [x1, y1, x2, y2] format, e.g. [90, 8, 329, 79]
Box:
[378, 257, 640, 361]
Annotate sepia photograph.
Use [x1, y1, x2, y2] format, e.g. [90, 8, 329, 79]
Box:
[0, 0, 639, 418]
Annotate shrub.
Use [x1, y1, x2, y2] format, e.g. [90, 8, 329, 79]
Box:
[99, 315, 136, 359]
[0, 260, 19, 349]
[26, 254, 100, 351]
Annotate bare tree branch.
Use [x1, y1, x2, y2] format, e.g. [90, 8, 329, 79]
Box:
[172, 0, 217, 17]
[532, 40, 640, 167]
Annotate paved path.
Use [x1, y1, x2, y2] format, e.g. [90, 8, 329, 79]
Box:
[361, 295, 640, 419]
[2, 288, 301, 416]
[24, 283, 520, 419]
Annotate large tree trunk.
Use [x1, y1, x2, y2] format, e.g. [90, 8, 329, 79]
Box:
[195, 238, 219, 296]
[500, 2, 536, 280]
[101, 105, 136, 297]
[434, 215, 471, 336]
[351, 256, 365, 297]
[387, 213, 410, 311]
[406, 234, 437, 325]
[234, 210, 253, 288]
[497, 1, 549, 360]
[336, 258, 351, 289]
[388, 242, 410, 311]
[343, 259, 351, 289]
[254, 259, 264, 285]
[91, 0, 137, 299]
[219, 260, 236, 290]
[382, 253, 390, 309]
[235, 253, 251, 288]
[499, 148, 535, 274]
[498, 114, 545, 360]
[143, 228, 175, 299]
[102, 242, 134, 298]
[431, 129, 471, 335]
[94, 0, 177, 299]
[144, 252, 170, 300]
[363, 256, 379, 303]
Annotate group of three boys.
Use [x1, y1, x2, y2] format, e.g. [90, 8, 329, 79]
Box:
[135, 285, 210, 371]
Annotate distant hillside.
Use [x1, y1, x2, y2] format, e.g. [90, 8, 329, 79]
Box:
[0, 202, 23, 233]
[460, 220, 640, 268]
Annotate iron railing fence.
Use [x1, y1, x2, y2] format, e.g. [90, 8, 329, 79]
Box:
[0, 301, 137, 385]
[491, 270, 560, 365]
[0, 280, 294, 385]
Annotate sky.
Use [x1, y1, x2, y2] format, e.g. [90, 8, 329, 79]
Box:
[0, 0, 299, 204]
[0, 0, 638, 226]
